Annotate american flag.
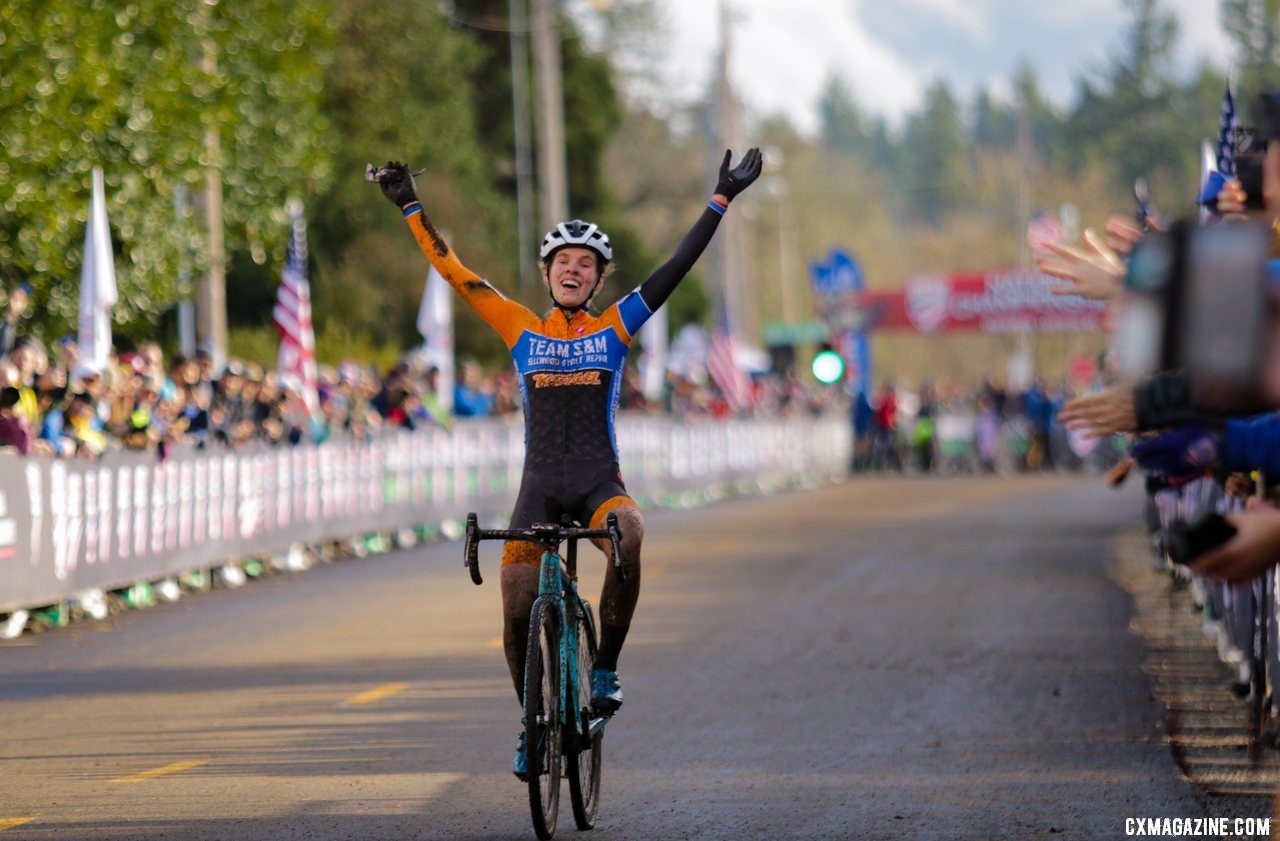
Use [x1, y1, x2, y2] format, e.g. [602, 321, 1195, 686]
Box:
[706, 307, 750, 413]
[1216, 78, 1238, 178]
[273, 200, 319, 416]
[1198, 80, 1238, 209]
[1025, 210, 1062, 254]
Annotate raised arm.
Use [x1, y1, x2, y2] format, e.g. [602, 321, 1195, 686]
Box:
[376, 161, 535, 346]
[636, 148, 762, 312]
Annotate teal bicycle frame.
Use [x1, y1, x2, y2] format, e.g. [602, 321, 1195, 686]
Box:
[464, 513, 624, 740]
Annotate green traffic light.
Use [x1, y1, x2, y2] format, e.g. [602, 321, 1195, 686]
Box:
[811, 350, 844, 384]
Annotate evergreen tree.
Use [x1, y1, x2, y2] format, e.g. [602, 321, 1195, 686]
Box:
[901, 80, 967, 226]
[817, 75, 894, 169]
[1221, 0, 1280, 101]
[1063, 0, 1188, 198]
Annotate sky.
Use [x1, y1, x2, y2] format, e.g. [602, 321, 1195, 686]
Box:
[636, 0, 1235, 135]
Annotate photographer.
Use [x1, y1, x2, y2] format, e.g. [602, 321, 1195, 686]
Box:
[1057, 93, 1280, 583]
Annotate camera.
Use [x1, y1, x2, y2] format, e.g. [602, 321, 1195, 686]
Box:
[1115, 217, 1280, 412]
[364, 163, 392, 183]
[1165, 512, 1238, 567]
[364, 163, 423, 183]
[1236, 149, 1267, 211]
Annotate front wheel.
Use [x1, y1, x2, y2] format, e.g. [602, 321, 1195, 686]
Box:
[567, 601, 602, 830]
[524, 600, 561, 840]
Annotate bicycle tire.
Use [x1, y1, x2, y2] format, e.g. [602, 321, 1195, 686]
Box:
[567, 601, 602, 830]
[525, 599, 561, 840]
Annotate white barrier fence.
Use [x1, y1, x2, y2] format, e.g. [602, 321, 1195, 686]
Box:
[0, 414, 850, 613]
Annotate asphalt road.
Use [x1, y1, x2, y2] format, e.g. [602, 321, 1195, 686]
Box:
[0, 474, 1249, 840]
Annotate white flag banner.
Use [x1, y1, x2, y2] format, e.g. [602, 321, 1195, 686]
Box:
[1199, 139, 1217, 224]
[668, 322, 710, 385]
[418, 264, 454, 412]
[78, 167, 118, 370]
[637, 301, 667, 402]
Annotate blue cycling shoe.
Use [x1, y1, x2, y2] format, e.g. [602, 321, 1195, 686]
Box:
[513, 730, 528, 781]
[590, 668, 623, 714]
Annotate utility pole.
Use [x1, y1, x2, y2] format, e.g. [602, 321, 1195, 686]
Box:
[1013, 77, 1034, 387]
[531, 0, 569, 228]
[712, 0, 748, 338]
[509, 0, 537, 296]
[197, 10, 227, 369]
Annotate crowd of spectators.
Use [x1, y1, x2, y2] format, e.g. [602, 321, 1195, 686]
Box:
[1031, 90, 1280, 587]
[0, 291, 477, 459]
[848, 376, 1115, 477]
[0, 288, 848, 460]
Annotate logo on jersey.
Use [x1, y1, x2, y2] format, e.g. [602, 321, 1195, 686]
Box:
[532, 371, 603, 388]
[524, 334, 612, 368]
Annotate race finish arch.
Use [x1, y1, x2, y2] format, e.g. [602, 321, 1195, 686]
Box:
[841, 270, 1106, 335]
[800, 250, 1108, 390]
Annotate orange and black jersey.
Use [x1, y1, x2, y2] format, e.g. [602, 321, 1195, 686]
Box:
[402, 201, 725, 467]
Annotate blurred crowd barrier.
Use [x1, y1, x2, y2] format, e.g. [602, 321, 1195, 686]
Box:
[0, 413, 850, 614]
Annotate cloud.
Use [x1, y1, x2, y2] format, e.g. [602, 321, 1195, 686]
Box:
[1164, 0, 1233, 71]
[733, 0, 925, 132]
[890, 0, 989, 42]
[648, 0, 924, 135]
[640, 0, 1235, 136]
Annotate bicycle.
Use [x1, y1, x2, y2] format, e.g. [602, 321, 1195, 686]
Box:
[464, 512, 625, 839]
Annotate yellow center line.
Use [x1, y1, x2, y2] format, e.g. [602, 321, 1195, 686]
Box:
[0, 819, 35, 832]
[343, 682, 409, 706]
[486, 636, 504, 649]
[112, 759, 208, 784]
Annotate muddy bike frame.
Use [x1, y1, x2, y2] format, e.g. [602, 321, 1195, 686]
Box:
[463, 512, 624, 838]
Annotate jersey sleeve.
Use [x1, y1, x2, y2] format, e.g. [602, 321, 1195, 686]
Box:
[615, 288, 653, 338]
[403, 204, 539, 348]
[636, 204, 724, 313]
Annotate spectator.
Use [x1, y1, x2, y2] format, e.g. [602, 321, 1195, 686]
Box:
[1024, 377, 1056, 471]
[872, 381, 900, 471]
[454, 360, 495, 418]
[211, 363, 253, 444]
[8, 337, 42, 425]
[418, 365, 452, 428]
[912, 383, 937, 474]
[850, 386, 874, 472]
[64, 392, 107, 457]
[0, 284, 30, 360]
[0, 385, 37, 454]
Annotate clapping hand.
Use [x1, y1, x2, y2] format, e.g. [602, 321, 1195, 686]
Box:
[1033, 228, 1125, 301]
[1060, 384, 1137, 436]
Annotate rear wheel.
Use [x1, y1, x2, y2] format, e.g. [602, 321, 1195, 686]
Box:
[567, 601, 602, 830]
[524, 600, 561, 840]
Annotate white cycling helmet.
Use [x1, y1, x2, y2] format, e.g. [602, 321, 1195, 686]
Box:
[538, 219, 613, 265]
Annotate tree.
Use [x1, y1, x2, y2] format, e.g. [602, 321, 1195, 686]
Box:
[297, 0, 510, 365]
[1063, 0, 1187, 194]
[0, 0, 333, 343]
[971, 88, 1016, 153]
[817, 75, 894, 170]
[900, 80, 968, 226]
[1221, 0, 1280, 102]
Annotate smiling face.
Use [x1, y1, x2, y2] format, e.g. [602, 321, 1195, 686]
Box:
[543, 246, 602, 309]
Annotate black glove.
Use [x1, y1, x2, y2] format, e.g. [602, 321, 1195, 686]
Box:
[377, 160, 419, 210]
[715, 147, 763, 201]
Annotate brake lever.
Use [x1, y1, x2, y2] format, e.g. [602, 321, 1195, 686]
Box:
[464, 513, 482, 586]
